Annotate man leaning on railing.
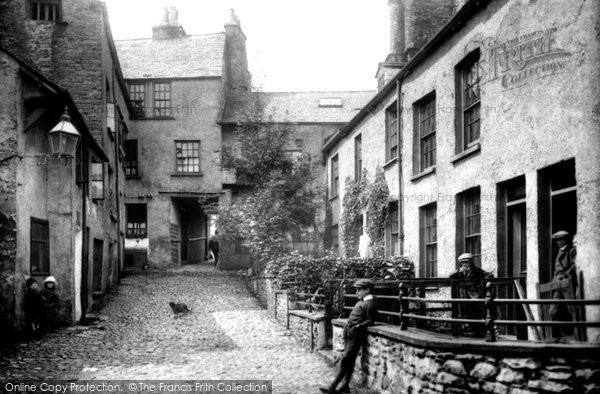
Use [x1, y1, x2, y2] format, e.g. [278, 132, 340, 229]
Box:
[321, 279, 377, 394]
[449, 253, 493, 337]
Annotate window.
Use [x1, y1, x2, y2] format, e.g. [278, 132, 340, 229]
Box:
[76, 142, 88, 194]
[388, 202, 400, 256]
[175, 141, 200, 173]
[420, 204, 437, 277]
[126, 204, 147, 238]
[319, 98, 343, 107]
[129, 83, 146, 117]
[457, 188, 481, 267]
[414, 93, 436, 173]
[30, 0, 61, 21]
[385, 202, 400, 256]
[153, 82, 171, 117]
[331, 224, 339, 253]
[385, 102, 398, 162]
[124, 140, 138, 177]
[91, 161, 104, 200]
[30, 218, 49, 274]
[354, 134, 362, 181]
[456, 50, 481, 151]
[330, 154, 339, 197]
[106, 103, 116, 135]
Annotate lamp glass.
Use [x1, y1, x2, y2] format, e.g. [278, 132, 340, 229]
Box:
[49, 112, 81, 157]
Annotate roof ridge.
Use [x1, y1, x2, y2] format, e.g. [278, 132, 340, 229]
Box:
[258, 90, 376, 94]
[114, 32, 225, 42]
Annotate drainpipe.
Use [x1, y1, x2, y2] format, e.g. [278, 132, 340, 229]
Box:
[112, 71, 122, 281]
[80, 135, 88, 321]
[396, 80, 404, 255]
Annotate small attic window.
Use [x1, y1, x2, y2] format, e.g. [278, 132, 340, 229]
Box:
[319, 98, 343, 108]
[30, 0, 62, 21]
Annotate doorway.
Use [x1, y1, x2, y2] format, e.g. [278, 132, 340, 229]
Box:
[498, 176, 527, 338]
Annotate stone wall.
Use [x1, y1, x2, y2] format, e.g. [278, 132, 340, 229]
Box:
[332, 320, 600, 394]
[0, 55, 19, 338]
[247, 276, 331, 351]
[0, 211, 17, 340]
[288, 311, 329, 351]
[275, 290, 288, 326]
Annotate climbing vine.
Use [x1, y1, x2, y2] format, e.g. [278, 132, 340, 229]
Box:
[340, 170, 369, 257]
[322, 194, 334, 251]
[366, 166, 390, 258]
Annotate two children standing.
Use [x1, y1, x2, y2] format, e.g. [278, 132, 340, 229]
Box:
[24, 276, 60, 337]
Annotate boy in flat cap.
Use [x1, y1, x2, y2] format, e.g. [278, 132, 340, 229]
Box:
[321, 279, 377, 394]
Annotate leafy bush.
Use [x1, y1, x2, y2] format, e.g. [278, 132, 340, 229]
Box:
[367, 166, 390, 258]
[263, 252, 414, 290]
[340, 171, 369, 257]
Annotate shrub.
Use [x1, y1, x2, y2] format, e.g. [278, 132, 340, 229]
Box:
[263, 252, 414, 290]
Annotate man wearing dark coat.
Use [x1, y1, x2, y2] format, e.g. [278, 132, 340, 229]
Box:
[320, 279, 377, 394]
[549, 230, 577, 340]
[450, 253, 492, 337]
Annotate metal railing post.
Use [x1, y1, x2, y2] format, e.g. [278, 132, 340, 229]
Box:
[339, 280, 346, 318]
[324, 281, 336, 316]
[451, 279, 460, 337]
[485, 281, 497, 342]
[399, 283, 408, 330]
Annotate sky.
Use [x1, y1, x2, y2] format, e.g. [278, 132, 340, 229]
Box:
[103, 0, 389, 92]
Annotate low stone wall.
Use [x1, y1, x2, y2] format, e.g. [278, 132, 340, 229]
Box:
[246, 276, 332, 350]
[248, 276, 291, 327]
[288, 310, 329, 351]
[274, 290, 289, 327]
[332, 319, 600, 394]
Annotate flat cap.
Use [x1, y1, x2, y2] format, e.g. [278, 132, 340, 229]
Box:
[353, 279, 374, 289]
[552, 230, 570, 239]
[458, 252, 474, 261]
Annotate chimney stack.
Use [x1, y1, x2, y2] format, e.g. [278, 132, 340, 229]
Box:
[153, 6, 186, 40]
[224, 9, 251, 94]
[167, 6, 178, 25]
[388, 0, 405, 62]
[375, 0, 407, 91]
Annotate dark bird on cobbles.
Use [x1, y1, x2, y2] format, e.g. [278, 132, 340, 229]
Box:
[169, 302, 192, 318]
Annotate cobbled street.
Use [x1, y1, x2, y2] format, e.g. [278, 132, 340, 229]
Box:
[0, 265, 338, 393]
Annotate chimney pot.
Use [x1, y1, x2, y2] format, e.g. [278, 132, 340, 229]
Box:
[168, 6, 178, 26]
[153, 6, 186, 40]
[161, 7, 169, 25]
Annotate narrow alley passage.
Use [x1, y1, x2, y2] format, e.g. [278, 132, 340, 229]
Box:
[0, 265, 336, 393]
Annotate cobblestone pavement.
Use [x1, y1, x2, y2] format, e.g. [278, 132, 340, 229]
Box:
[0, 264, 339, 393]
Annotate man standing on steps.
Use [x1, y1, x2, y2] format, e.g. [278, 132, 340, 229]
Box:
[321, 279, 377, 394]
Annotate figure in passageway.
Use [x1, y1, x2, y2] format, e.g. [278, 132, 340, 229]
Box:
[209, 231, 220, 267]
[24, 278, 44, 337]
[320, 279, 377, 394]
[41, 276, 60, 330]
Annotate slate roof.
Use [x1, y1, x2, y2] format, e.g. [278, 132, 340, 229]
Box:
[114, 33, 226, 79]
[222, 90, 376, 124]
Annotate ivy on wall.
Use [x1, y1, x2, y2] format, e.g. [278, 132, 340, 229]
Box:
[367, 166, 390, 258]
[323, 194, 334, 251]
[340, 170, 369, 257]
